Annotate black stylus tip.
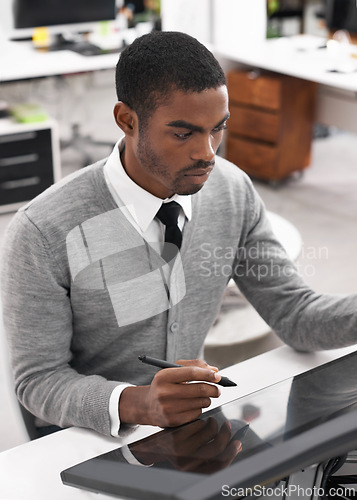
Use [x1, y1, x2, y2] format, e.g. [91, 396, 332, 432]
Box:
[138, 355, 145, 361]
[219, 376, 237, 387]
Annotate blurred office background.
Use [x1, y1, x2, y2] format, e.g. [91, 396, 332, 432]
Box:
[1, 0, 357, 451]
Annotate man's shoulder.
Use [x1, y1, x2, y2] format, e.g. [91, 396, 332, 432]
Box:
[29, 160, 103, 202]
[14, 160, 109, 235]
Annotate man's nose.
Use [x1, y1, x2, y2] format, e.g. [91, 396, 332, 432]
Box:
[191, 135, 216, 162]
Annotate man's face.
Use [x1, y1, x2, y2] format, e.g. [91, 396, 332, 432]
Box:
[130, 86, 229, 199]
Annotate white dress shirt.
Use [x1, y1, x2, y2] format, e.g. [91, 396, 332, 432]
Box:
[103, 139, 192, 436]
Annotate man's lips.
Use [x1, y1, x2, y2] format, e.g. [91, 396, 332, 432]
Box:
[183, 168, 213, 185]
[184, 167, 214, 177]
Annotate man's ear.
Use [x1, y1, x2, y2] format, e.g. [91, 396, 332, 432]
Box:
[113, 102, 137, 136]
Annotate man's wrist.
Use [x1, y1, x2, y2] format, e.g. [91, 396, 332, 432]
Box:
[119, 385, 149, 426]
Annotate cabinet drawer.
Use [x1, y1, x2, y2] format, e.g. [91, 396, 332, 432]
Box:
[226, 136, 279, 179]
[229, 106, 280, 143]
[0, 175, 53, 205]
[0, 152, 54, 181]
[227, 71, 281, 111]
[0, 129, 52, 157]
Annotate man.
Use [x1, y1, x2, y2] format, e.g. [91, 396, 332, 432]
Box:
[1, 31, 356, 439]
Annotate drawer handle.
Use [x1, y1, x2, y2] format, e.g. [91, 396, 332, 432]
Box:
[0, 132, 37, 143]
[0, 176, 41, 190]
[0, 153, 39, 167]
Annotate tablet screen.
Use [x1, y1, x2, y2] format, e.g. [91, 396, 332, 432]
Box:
[61, 350, 357, 499]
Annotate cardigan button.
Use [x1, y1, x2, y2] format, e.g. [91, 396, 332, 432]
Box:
[170, 322, 179, 333]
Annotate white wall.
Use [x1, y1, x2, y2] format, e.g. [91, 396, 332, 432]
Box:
[0, 0, 13, 35]
[161, 0, 213, 44]
[161, 0, 267, 47]
[212, 0, 267, 47]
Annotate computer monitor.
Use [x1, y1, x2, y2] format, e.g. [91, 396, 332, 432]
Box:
[11, 0, 117, 51]
[326, 0, 357, 35]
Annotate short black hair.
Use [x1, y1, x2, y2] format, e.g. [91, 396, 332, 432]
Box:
[115, 31, 226, 124]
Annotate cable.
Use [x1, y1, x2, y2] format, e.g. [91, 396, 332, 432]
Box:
[320, 455, 349, 498]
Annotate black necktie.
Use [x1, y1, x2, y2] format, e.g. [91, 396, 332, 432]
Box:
[156, 201, 182, 262]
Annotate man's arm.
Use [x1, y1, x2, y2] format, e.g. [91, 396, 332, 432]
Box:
[0, 211, 120, 436]
[234, 179, 357, 351]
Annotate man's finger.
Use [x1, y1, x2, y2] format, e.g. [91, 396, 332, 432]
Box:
[176, 358, 219, 372]
[154, 366, 221, 385]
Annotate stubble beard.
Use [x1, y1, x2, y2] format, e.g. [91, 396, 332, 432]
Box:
[137, 135, 213, 196]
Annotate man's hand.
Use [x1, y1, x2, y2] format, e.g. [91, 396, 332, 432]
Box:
[119, 359, 222, 428]
[130, 417, 243, 474]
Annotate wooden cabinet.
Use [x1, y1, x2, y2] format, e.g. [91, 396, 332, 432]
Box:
[226, 70, 317, 182]
[0, 120, 61, 213]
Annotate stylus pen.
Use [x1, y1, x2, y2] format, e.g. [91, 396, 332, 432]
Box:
[138, 355, 237, 387]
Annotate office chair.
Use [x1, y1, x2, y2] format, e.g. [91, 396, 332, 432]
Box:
[61, 122, 115, 168]
[57, 73, 116, 168]
[18, 404, 40, 441]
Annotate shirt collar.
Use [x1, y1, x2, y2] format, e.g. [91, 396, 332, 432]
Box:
[104, 138, 192, 233]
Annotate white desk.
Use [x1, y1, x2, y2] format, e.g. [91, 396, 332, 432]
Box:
[2, 34, 356, 87]
[0, 344, 355, 500]
[0, 40, 121, 82]
[213, 36, 357, 92]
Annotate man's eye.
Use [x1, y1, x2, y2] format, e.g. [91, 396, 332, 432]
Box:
[213, 125, 228, 133]
[175, 131, 192, 140]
